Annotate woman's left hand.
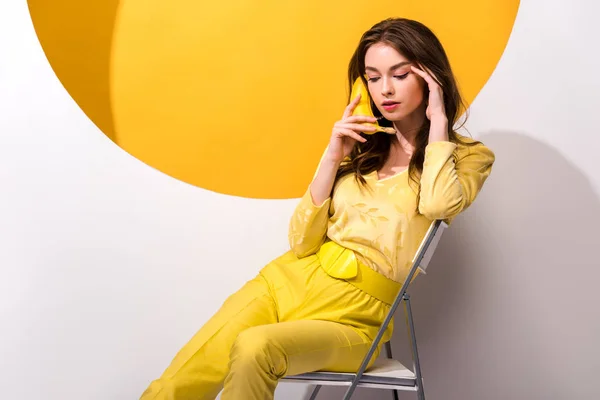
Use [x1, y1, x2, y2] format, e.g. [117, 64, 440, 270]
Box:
[411, 64, 447, 122]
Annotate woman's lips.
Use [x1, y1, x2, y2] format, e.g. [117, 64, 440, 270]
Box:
[382, 102, 399, 111]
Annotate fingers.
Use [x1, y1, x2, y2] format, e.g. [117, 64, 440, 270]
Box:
[342, 93, 362, 119]
[335, 127, 367, 143]
[335, 121, 377, 134]
[336, 94, 377, 144]
[343, 115, 378, 124]
[411, 64, 442, 88]
[410, 65, 433, 85]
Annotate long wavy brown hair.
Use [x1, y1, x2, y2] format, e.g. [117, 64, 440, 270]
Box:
[336, 18, 478, 204]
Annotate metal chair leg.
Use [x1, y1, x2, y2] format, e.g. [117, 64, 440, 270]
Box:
[384, 342, 400, 400]
[384, 341, 394, 358]
[307, 384, 321, 400]
[342, 221, 442, 400]
[404, 294, 425, 400]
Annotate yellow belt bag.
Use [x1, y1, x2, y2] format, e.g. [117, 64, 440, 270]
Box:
[317, 240, 401, 305]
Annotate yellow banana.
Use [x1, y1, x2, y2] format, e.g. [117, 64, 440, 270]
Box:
[350, 78, 396, 135]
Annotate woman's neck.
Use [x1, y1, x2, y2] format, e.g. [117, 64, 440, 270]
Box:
[391, 106, 427, 153]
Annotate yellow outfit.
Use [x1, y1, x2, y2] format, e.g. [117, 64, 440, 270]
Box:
[140, 134, 495, 400]
[290, 135, 495, 282]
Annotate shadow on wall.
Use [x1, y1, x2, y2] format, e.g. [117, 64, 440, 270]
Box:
[312, 132, 600, 400]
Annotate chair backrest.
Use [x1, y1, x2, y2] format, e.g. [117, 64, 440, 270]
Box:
[413, 220, 448, 275]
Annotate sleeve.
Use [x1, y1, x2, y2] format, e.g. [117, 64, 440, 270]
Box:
[287, 147, 334, 258]
[417, 139, 495, 222]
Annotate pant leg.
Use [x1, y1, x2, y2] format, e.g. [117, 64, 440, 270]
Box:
[220, 319, 378, 400]
[140, 274, 278, 400]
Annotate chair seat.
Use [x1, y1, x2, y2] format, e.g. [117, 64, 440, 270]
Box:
[282, 358, 416, 390]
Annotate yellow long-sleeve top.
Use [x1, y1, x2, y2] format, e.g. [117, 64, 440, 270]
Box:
[288, 135, 495, 283]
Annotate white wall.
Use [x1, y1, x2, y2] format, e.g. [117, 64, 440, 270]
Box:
[1, 1, 599, 400]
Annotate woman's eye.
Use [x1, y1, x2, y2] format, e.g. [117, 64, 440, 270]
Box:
[367, 77, 380, 83]
[394, 73, 409, 80]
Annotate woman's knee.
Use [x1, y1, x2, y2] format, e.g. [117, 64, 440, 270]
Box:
[229, 327, 287, 377]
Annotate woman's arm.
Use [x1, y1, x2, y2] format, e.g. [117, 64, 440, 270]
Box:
[418, 139, 495, 221]
[287, 149, 339, 258]
[409, 64, 495, 221]
[288, 95, 377, 257]
[309, 154, 341, 206]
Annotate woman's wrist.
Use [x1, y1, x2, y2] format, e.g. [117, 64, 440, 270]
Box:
[428, 116, 449, 143]
[322, 154, 343, 166]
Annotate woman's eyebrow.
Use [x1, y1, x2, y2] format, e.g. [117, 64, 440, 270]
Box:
[365, 61, 411, 73]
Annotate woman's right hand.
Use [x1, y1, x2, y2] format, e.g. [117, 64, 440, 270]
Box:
[326, 93, 378, 163]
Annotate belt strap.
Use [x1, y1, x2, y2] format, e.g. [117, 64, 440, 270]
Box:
[317, 241, 401, 305]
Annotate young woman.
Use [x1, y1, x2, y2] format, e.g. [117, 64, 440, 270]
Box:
[141, 17, 495, 400]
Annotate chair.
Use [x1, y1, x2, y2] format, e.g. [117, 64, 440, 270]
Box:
[282, 219, 448, 400]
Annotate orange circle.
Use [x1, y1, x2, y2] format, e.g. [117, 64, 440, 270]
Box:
[28, 0, 519, 199]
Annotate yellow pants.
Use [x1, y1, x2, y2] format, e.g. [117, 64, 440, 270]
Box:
[140, 242, 399, 400]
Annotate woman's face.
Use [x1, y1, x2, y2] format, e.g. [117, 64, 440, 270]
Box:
[364, 42, 426, 123]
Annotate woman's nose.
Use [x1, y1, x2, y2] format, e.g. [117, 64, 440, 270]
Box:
[381, 78, 394, 96]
